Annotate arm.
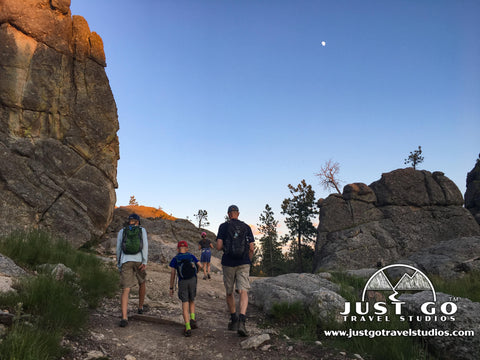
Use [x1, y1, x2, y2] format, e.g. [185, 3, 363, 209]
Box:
[116, 230, 123, 269]
[139, 228, 148, 271]
[247, 226, 255, 260]
[169, 268, 176, 297]
[249, 242, 255, 261]
[216, 238, 223, 251]
[216, 223, 226, 251]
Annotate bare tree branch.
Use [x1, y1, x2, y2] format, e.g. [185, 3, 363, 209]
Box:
[315, 159, 342, 194]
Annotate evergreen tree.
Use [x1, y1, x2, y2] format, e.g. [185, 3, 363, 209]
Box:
[281, 180, 319, 273]
[194, 209, 210, 229]
[129, 196, 139, 206]
[284, 241, 315, 274]
[404, 146, 424, 170]
[257, 204, 283, 276]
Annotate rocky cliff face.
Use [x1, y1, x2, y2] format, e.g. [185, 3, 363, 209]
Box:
[313, 168, 480, 271]
[0, 0, 119, 247]
[465, 157, 480, 225]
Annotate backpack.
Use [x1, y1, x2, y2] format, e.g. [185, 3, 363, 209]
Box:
[224, 220, 250, 259]
[122, 226, 143, 255]
[175, 254, 197, 280]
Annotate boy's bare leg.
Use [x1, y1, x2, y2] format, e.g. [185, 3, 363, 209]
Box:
[182, 302, 190, 324]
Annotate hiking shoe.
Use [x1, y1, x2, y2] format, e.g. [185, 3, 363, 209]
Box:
[238, 320, 249, 337]
[228, 318, 239, 331]
[137, 308, 144, 314]
[184, 329, 192, 337]
[207, 274, 211, 279]
[203, 276, 207, 280]
[190, 319, 198, 329]
[119, 319, 128, 327]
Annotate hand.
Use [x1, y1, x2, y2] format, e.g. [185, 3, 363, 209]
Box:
[138, 264, 146, 272]
[169, 289, 174, 297]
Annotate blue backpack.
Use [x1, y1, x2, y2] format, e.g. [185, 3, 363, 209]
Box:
[175, 253, 197, 280]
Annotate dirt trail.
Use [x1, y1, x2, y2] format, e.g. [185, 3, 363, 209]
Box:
[65, 262, 357, 360]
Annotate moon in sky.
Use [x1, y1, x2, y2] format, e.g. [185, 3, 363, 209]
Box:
[321, 41, 326, 47]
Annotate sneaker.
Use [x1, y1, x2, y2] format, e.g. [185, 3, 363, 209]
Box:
[238, 320, 249, 337]
[228, 318, 239, 331]
[203, 276, 207, 280]
[207, 274, 211, 279]
[137, 308, 144, 314]
[190, 319, 198, 329]
[119, 319, 128, 327]
[184, 328, 192, 337]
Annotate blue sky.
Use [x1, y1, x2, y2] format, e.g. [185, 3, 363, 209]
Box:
[70, 0, 480, 235]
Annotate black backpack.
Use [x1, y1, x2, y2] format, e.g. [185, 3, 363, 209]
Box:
[122, 226, 143, 255]
[224, 220, 250, 259]
[175, 254, 197, 280]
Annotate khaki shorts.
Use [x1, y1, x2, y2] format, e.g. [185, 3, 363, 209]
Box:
[222, 264, 250, 294]
[120, 261, 146, 289]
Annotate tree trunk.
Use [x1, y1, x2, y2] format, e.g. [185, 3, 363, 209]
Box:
[297, 231, 303, 273]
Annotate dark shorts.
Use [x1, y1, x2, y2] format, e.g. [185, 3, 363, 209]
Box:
[178, 277, 197, 302]
[200, 249, 211, 263]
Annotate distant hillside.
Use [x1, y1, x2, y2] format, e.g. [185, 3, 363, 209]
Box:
[117, 205, 176, 221]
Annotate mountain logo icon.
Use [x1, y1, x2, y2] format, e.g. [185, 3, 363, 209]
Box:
[361, 264, 436, 303]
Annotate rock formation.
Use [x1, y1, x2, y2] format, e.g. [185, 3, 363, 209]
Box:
[465, 155, 480, 225]
[402, 236, 480, 279]
[0, 0, 119, 247]
[400, 292, 480, 360]
[313, 168, 480, 271]
[250, 273, 346, 323]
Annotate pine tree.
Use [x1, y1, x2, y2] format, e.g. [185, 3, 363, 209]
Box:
[129, 196, 139, 206]
[257, 204, 283, 276]
[404, 146, 424, 170]
[281, 180, 319, 273]
[194, 209, 210, 229]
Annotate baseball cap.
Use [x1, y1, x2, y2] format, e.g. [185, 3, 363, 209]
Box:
[177, 241, 188, 248]
[128, 213, 140, 221]
[227, 205, 239, 213]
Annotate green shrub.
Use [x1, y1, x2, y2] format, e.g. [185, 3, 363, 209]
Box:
[270, 301, 319, 342]
[0, 230, 119, 359]
[431, 271, 480, 302]
[0, 230, 119, 308]
[0, 323, 64, 360]
[1, 274, 87, 333]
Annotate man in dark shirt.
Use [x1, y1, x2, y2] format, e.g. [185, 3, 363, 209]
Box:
[216, 205, 255, 337]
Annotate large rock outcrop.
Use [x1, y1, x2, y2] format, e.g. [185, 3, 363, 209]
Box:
[313, 169, 480, 271]
[0, 0, 119, 247]
[465, 156, 480, 225]
[400, 292, 480, 360]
